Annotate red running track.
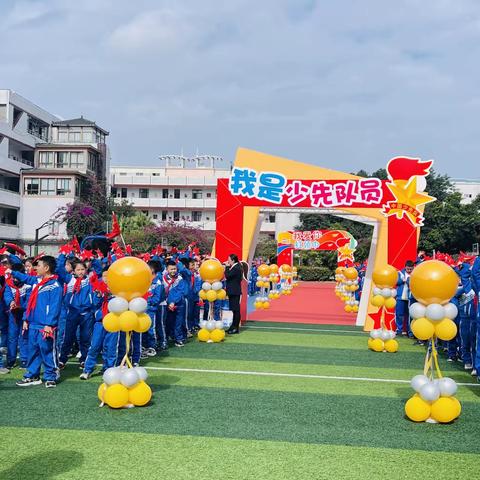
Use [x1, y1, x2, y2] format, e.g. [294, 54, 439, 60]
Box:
[248, 282, 357, 325]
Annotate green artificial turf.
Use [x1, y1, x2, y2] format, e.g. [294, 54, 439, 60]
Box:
[0, 320, 479, 479]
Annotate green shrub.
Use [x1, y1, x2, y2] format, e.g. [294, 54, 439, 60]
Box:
[297, 266, 333, 281]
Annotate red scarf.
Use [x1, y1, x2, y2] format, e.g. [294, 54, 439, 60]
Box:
[6, 277, 20, 305]
[26, 275, 58, 316]
[101, 297, 109, 318]
[72, 276, 83, 294]
[163, 274, 176, 294]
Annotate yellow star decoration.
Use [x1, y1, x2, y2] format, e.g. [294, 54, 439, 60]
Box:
[338, 244, 355, 261]
[384, 177, 435, 226]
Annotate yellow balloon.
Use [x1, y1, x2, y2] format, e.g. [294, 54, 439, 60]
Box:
[435, 318, 457, 341]
[371, 338, 384, 352]
[103, 312, 121, 332]
[451, 396, 462, 419]
[430, 397, 459, 423]
[211, 329, 226, 342]
[268, 293, 274, 299]
[198, 328, 211, 342]
[384, 297, 397, 310]
[206, 290, 218, 302]
[344, 267, 358, 280]
[372, 265, 398, 288]
[371, 295, 385, 307]
[410, 260, 459, 305]
[263, 302, 270, 309]
[256, 281, 263, 287]
[135, 313, 152, 333]
[282, 264, 292, 273]
[335, 266, 345, 275]
[199, 290, 207, 300]
[119, 311, 139, 332]
[199, 259, 225, 283]
[107, 257, 152, 301]
[128, 381, 152, 406]
[352, 305, 359, 312]
[405, 395, 431, 422]
[216, 289, 227, 300]
[104, 383, 129, 409]
[345, 305, 352, 312]
[270, 264, 279, 274]
[384, 339, 399, 353]
[367, 338, 375, 350]
[254, 301, 263, 309]
[97, 382, 107, 402]
[411, 317, 435, 340]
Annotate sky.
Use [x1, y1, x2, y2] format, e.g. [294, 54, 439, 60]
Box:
[1, 0, 479, 177]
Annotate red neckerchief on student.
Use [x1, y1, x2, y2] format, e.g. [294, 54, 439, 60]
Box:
[101, 296, 109, 318]
[163, 273, 176, 294]
[26, 275, 58, 316]
[72, 276, 83, 294]
[6, 277, 20, 305]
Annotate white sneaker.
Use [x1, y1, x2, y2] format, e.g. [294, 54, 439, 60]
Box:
[0, 367, 10, 375]
[79, 372, 91, 380]
[465, 363, 473, 370]
[471, 369, 477, 376]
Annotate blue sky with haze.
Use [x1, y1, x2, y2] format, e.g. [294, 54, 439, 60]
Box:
[1, 0, 478, 177]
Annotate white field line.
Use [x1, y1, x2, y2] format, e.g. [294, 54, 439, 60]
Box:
[246, 325, 363, 334]
[142, 365, 480, 388]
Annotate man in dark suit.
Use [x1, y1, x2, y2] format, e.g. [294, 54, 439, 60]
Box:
[225, 254, 243, 334]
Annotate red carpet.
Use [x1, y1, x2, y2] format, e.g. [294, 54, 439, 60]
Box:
[248, 282, 356, 325]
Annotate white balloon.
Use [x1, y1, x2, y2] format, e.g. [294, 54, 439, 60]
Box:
[416, 175, 427, 192]
[438, 377, 458, 397]
[133, 366, 148, 381]
[128, 297, 148, 314]
[108, 297, 129, 314]
[121, 368, 140, 388]
[370, 329, 381, 339]
[103, 367, 122, 385]
[202, 282, 212, 291]
[410, 374, 429, 392]
[215, 320, 224, 330]
[199, 320, 207, 329]
[211, 281, 223, 291]
[381, 288, 392, 298]
[386, 330, 396, 340]
[443, 303, 458, 320]
[419, 382, 440, 402]
[346, 280, 353, 286]
[206, 320, 216, 331]
[425, 304, 445, 322]
[409, 302, 426, 320]
[380, 330, 390, 341]
[373, 287, 381, 296]
[390, 288, 397, 297]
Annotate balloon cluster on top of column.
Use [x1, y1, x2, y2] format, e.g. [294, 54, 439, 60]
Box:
[367, 265, 399, 353]
[279, 264, 293, 296]
[99, 257, 154, 409]
[197, 259, 227, 343]
[254, 264, 281, 309]
[404, 260, 461, 424]
[334, 266, 360, 313]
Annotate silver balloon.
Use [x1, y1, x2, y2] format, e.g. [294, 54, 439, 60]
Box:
[425, 303, 445, 322]
[206, 320, 216, 331]
[419, 382, 440, 402]
[373, 287, 381, 296]
[214, 320, 224, 330]
[390, 288, 397, 297]
[199, 320, 207, 329]
[387, 330, 396, 340]
[410, 374, 429, 392]
[211, 281, 223, 291]
[120, 368, 140, 388]
[370, 329, 381, 339]
[409, 302, 426, 320]
[129, 297, 148, 314]
[438, 377, 457, 397]
[380, 329, 390, 341]
[103, 367, 122, 385]
[133, 366, 148, 381]
[202, 282, 212, 291]
[381, 288, 392, 298]
[443, 303, 458, 320]
[108, 297, 129, 314]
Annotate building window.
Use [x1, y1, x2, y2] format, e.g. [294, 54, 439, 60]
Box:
[24, 178, 39, 195]
[153, 214, 158, 219]
[58, 130, 68, 142]
[173, 210, 180, 221]
[161, 211, 167, 221]
[139, 188, 149, 198]
[142, 210, 148, 216]
[56, 178, 71, 195]
[206, 192, 212, 198]
[153, 173, 160, 176]
[28, 116, 49, 141]
[192, 189, 203, 199]
[192, 211, 202, 222]
[136, 172, 143, 176]
[70, 152, 84, 168]
[119, 172, 127, 176]
[56, 152, 69, 168]
[174, 189, 180, 199]
[68, 131, 81, 142]
[39, 151, 54, 168]
[88, 153, 98, 171]
[268, 213, 276, 223]
[40, 178, 56, 195]
[111, 187, 117, 197]
[162, 189, 168, 199]
[121, 188, 127, 198]
[83, 130, 93, 142]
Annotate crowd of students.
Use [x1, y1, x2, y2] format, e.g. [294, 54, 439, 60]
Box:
[0, 241, 237, 388]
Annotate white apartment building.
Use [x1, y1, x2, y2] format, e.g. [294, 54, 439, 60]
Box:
[452, 179, 480, 204]
[110, 156, 276, 234]
[0, 89, 109, 253]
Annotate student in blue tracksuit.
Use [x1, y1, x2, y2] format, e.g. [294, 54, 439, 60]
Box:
[455, 262, 476, 372]
[80, 268, 119, 379]
[4, 265, 31, 369]
[161, 260, 187, 347]
[395, 260, 415, 336]
[178, 257, 202, 334]
[57, 256, 94, 368]
[13, 255, 63, 387]
[248, 264, 258, 295]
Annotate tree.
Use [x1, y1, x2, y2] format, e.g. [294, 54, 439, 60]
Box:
[254, 235, 277, 261]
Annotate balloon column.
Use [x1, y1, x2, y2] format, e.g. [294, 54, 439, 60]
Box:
[99, 257, 153, 409]
[405, 260, 461, 423]
[197, 259, 227, 342]
[280, 264, 293, 296]
[268, 264, 282, 298]
[334, 267, 360, 313]
[254, 264, 273, 309]
[292, 266, 299, 287]
[367, 265, 399, 353]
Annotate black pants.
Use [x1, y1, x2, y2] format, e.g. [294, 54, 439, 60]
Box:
[229, 295, 241, 329]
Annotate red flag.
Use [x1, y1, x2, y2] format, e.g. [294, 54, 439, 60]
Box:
[106, 212, 121, 239]
[125, 244, 133, 255]
[71, 236, 81, 254]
